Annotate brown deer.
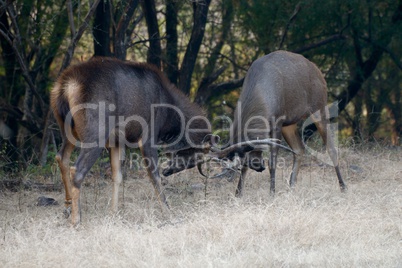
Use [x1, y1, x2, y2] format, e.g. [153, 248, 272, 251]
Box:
[209, 51, 347, 196]
[51, 57, 212, 225]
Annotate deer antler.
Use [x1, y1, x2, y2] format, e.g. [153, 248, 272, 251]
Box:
[196, 138, 294, 179]
[209, 138, 294, 159]
[197, 155, 242, 179]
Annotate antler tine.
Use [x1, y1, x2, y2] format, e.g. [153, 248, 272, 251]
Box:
[197, 155, 226, 178]
[208, 138, 295, 159]
[241, 139, 295, 153]
[198, 139, 294, 179]
[197, 155, 241, 179]
[197, 162, 208, 178]
[209, 156, 242, 180]
[209, 146, 222, 153]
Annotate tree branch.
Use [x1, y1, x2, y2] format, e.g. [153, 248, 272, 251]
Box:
[337, 1, 402, 113]
[178, 0, 211, 94]
[0, 102, 42, 136]
[114, 0, 138, 59]
[165, 0, 178, 84]
[198, 33, 346, 104]
[203, 0, 233, 77]
[58, 0, 101, 75]
[194, 65, 227, 104]
[292, 34, 346, 54]
[141, 0, 161, 68]
[0, 4, 46, 116]
[359, 36, 402, 70]
[382, 46, 402, 70]
[279, 2, 301, 49]
[208, 77, 245, 101]
[127, 35, 167, 48]
[67, 0, 76, 38]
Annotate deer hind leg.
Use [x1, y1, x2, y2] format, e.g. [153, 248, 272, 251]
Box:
[282, 124, 305, 188]
[55, 139, 75, 217]
[314, 111, 347, 192]
[70, 147, 103, 226]
[109, 146, 123, 213]
[235, 166, 248, 198]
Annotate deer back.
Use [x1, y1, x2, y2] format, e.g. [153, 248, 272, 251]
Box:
[232, 50, 328, 142]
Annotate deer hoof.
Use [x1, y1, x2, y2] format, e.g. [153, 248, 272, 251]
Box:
[340, 184, 348, 193]
[63, 206, 71, 218]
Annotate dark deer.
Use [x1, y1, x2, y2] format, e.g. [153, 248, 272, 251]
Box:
[210, 51, 346, 196]
[51, 57, 212, 225]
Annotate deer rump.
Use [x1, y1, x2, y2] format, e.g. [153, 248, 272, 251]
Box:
[51, 57, 211, 225]
[207, 51, 346, 196]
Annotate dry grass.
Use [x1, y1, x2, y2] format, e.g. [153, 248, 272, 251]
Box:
[0, 145, 401, 267]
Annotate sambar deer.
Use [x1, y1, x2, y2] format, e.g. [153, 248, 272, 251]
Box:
[51, 57, 212, 226]
[210, 51, 347, 196]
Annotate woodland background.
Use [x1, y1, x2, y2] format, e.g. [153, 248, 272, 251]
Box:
[0, 0, 401, 171]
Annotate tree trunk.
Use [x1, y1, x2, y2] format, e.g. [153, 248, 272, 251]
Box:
[93, 0, 111, 56]
[0, 10, 21, 166]
[194, 0, 233, 105]
[337, 2, 402, 114]
[114, 0, 139, 60]
[352, 91, 363, 140]
[165, 0, 178, 84]
[141, 0, 161, 68]
[39, 110, 54, 166]
[394, 88, 402, 144]
[178, 0, 211, 95]
[386, 86, 402, 145]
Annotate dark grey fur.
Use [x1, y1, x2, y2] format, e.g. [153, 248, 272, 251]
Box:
[51, 57, 210, 224]
[226, 51, 346, 196]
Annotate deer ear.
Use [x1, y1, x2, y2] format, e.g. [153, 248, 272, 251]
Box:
[202, 134, 220, 146]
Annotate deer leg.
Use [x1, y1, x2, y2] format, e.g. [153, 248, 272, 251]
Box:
[269, 123, 281, 195]
[70, 147, 103, 226]
[139, 141, 169, 212]
[314, 112, 347, 192]
[235, 166, 248, 198]
[282, 124, 305, 188]
[269, 145, 279, 195]
[109, 146, 123, 213]
[55, 139, 74, 217]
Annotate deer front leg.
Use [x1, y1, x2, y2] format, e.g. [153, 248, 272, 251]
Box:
[140, 142, 169, 212]
[235, 166, 248, 198]
[269, 124, 281, 195]
[269, 146, 279, 195]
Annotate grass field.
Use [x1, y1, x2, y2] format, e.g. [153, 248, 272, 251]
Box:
[0, 145, 401, 267]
